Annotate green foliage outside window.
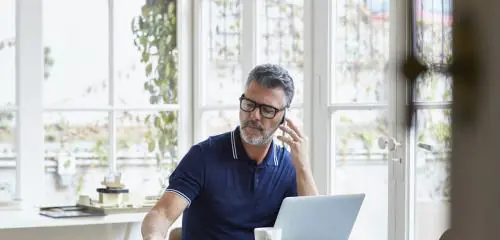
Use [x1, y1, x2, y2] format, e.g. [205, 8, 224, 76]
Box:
[131, 0, 179, 170]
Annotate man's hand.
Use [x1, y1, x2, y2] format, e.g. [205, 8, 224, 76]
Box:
[277, 118, 310, 170]
[277, 118, 319, 196]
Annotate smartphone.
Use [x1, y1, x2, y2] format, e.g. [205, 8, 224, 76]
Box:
[280, 114, 288, 149]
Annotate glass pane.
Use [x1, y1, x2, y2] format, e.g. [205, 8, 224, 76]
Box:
[258, 0, 304, 104]
[412, 0, 452, 238]
[119, 0, 179, 105]
[116, 111, 179, 200]
[414, 109, 451, 240]
[331, 0, 390, 103]
[44, 112, 109, 205]
[43, 0, 109, 107]
[332, 110, 389, 240]
[414, 0, 453, 102]
[0, 111, 16, 201]
[415, 0, 452, 65]
[199, 110, 239, 142]
[0, 0, 16, 107]
[202, 0, 243, 105]
[415, 72, 452, 102]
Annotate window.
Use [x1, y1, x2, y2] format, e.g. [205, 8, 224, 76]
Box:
[328, 0, 391, 239]
[411, 0, 452, 239]
[42, 0, 180, 205]
[313, 0, 453, 239]
[0, 0, 16, 202]
[195, 0, 243, 142]
[195, 0, 306, 143]
[4, 0, 454, 238]
[257, 0, 305, 130]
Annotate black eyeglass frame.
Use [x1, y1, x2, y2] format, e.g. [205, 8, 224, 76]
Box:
[238, 94, 287, 119]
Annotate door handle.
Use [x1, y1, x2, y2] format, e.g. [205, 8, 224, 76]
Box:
[387, 137, 401, 151]
[378, 137, 401, 151]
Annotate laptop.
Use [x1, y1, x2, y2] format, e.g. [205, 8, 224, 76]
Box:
[273, 193, 365, 240]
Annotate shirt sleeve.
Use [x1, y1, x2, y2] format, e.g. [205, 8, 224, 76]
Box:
[165, 144, 205, 207]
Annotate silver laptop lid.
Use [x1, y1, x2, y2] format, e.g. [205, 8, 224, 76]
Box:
[274, 193, 365, 240]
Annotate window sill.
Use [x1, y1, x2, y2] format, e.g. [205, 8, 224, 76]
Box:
[0, 208, 146, 230]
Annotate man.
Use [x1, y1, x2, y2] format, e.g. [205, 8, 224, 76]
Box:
[141, 64, 319, 240]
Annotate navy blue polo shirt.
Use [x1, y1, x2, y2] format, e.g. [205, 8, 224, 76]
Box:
[166, 126, 297, 240]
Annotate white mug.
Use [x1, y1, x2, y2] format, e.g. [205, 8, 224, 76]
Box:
[254, 227, 282, 240]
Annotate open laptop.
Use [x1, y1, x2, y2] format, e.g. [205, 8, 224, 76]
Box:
[274, 193, 365, 240]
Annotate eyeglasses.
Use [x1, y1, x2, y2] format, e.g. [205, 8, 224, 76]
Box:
[239, 94, 286, 119]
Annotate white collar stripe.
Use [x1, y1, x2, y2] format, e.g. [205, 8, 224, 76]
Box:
[274, 144, 278, 166]
[230, 130, 238, 159]
[165, 189, 192, 207]
[231, 129, 279, 165]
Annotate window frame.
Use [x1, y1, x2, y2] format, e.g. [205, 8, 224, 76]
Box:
[309, 0, 411, 239]
[192, 0, 311, 144]
[193, 0, 310, 142]
[6, 1, 451, 239]
[192, 0, 245, 143]
[14, 0, 45, 207]
[7, 0, 313, 208]
[405, 0, 453, 239]
[9, 0, 192, 207]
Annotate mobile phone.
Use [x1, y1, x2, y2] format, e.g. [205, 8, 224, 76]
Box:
[280, 112, 287, 148]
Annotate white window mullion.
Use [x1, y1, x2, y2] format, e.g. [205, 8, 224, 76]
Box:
[328, 103, 389, 111]
[177, 0, 194, 156]
[311, 0, 331, 195]
[192, 0, 205, 144]
[303, 0, 313, 166]
[198, 105, 240, 111]
[108, 0, 117, 173]
[241, 0, 257, 89]
[16, 0, 45, 207]
[413, 101, 452, 109]
[392, 0, 412, 239]
[388, 0, 400, 237]
[43, 105, 179, 111]
[0, 105, 17, 112]
[198, 104, 304, 112]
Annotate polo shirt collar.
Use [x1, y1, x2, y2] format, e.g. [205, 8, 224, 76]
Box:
[231, 126, 279, 166]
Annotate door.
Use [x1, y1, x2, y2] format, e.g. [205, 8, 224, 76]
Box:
[313, 0, 453, 239]
[405, 0, 453, 239]
[312, 0, 400, 239]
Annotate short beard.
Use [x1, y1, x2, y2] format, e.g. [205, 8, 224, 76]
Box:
[240, 121, 279, 145]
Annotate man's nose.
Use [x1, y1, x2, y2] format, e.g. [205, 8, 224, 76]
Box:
[249, 107, 262, 120]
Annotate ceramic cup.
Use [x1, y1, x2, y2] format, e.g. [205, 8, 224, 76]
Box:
[254, 227, 282, 240]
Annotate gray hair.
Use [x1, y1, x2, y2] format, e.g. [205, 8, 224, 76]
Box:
[245, 64, 295, 107]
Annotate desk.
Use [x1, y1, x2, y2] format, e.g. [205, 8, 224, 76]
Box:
[0, 209, 146, 240]
[0, 209, 183, 240]
[0, 208, 146, 229]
